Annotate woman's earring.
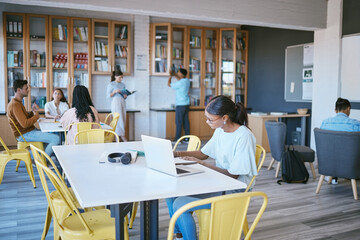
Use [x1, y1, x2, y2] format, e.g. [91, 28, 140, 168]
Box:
[223, 120, 226, 125]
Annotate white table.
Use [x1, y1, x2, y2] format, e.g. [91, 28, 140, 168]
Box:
[38, 119, 112, 132]
[53, 142, 246, 240]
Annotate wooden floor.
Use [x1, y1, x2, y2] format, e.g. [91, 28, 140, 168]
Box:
[1, 145, 360, 240]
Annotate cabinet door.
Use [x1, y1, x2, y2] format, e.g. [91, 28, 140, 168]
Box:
[188, 27, 202, 107]
[49, 16, 71, 103]
[4, 12, 26, 109]
[236, 30, 248, 106]
[92, 19, 111, 74]
[151, 23, 171, 76]
[71, 17, 91, 101]
[112, 21, 131, 75]
[219, 28, 236, 102]
[171, 25, 186, 73]
[204, 28, 218, 106]
[27, 14, 49, 111]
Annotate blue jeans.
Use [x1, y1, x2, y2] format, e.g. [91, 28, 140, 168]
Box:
[166, 189, 246, 240]
[18, 129, 60, 157]
[175, 105, 190, 140]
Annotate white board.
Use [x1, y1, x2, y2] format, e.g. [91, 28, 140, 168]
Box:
[341, 35, 360, 102]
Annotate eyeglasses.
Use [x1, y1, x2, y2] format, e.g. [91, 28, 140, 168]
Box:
[206, 116, 221, 123]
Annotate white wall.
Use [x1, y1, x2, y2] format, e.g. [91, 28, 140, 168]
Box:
[311, 0, 343, 149]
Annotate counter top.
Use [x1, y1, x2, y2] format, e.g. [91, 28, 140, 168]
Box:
[150, 108, 205, 112]
[0, 109, 140, 115]
[249, 113, 310, 118]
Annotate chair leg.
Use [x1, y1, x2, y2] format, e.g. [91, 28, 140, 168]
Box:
[309, 162, 316, 179]
[243, 216, 250, 240]
[41, 206, 52, 240]
[275, 162, 281, 178]
[268, 158, 275, 170]
[124, 215, 129, 240]
[16, 160, 21, 172]
[351, 179, 358, 200]
[0, 164, 5, 184]
[24, 160, 36, 188]
[316, 175, 325, 194]
[129, 202, 139, 229]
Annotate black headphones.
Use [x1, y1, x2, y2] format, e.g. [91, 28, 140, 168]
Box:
[108, 152, 132, 165]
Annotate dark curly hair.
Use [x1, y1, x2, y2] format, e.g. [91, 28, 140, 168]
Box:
[71, 85, 95, 122]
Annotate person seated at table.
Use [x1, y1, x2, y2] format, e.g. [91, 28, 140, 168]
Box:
[166, 95, 257, 240]
[320, 97, 360, 184]
[60, 85, 100, 145]
[44, 88, 69, 120]
[7, 80, 60, 157]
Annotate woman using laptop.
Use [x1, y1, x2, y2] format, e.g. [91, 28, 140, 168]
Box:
[166, 95, 257, 240]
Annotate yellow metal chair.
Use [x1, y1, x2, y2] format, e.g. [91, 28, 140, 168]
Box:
[167, 192, 268, 240]
[8, 117, 44, 171]
[64, 122, 101, 144]
[0, 136, 36, 188]
[104, 112, 120, 142]
[74, 129, 120, 144]
[194, 144, 266, 240]
[173, 135, 201, 151]
[30, 144, 129, 240]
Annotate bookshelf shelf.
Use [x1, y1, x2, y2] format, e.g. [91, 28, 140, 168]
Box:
[31, 67, 46, 70]
[30, 38, 46, 41]
[94, 35, 108, 39]
[7, 37, 23, 40]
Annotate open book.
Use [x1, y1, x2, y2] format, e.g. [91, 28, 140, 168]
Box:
[120, 89, 136, 98]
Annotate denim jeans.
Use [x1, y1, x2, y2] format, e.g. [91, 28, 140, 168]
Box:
[175, 105, 190, 140]
[166, 189, 246, 240]
[18, 129, 60, 157]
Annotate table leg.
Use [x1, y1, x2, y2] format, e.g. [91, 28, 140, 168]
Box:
[111, 203, 133, 240]
[140, 200, 158, 240]
[301, 116, 306, 145]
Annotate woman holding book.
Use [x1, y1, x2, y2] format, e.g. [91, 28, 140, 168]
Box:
[106, 69, 127, 142]
[44, 88, 69, 120]
[166, 95, 257, 240]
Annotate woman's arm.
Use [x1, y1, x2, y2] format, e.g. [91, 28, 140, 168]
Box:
[174, 150, 208, 160]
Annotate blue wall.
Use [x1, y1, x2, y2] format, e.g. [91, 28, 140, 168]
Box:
[243, 26, 314, 145]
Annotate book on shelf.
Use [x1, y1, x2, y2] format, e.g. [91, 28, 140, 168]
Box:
[191, 74, 200, 88]
[58, 25, 63, 40]
[119, 26, 127, 39]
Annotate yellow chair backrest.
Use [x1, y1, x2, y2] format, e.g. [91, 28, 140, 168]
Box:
[245, 144, 266, 192]
[64, 122, 101, 144]
[33, 152, 94, 236]
[104, 112, 120, 131]
[0, 136, 11, 155]
[74, 129, 119, 144]
[8, 117, 28, 143]
[173, 135, 201, 151]
[168, 192, 268, 240]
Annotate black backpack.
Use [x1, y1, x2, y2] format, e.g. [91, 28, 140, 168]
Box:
[277, 146, 309, 184]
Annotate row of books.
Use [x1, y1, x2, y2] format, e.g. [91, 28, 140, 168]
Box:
[118, 26, 128, 39]
[204, 77, 216, 88]
[155, 44, 167, 58]
[73, 26, 88, 41]
[74, 52, 88, 69]
[190, 35, 201, 47]
[8, 71, 24, 85]
[7, 50, 24, 67]
[30, 50, 46, 67]
[171, 63, 184, 73]
[206, 38, 217, 49]
[191, 74, 200, 88]
[53, 53, 68, 69]
[7, 21, 23, 37]
[173, 48, 183, 59]
[116, 64, 127, 73]
[205, 61, 216, 73]
[95, 41, 109, 56]
[33, 96, 47, 109]
[53, 24, 68, 41]
[155, 61, 167, 72]
[115, 45, 128, 57]
[236, 37, 246, 50]
[235, 94, 244, 104]
[190, 95, 200, 106]
[236, 76, 244, 88]
[189, 57, 200, 71]
[94, 57, 109, 72]
[236, 60, 246, 74]
[74, 73, 89, 87]
[30, 72, 47, 88]
[205, 95, 214, 106]
[222, 36, 246, 50]
[53, 72, 68, 88]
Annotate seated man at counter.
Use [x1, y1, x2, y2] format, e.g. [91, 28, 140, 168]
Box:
[320, 97, 360, 184]
[7, 80, 60, 157]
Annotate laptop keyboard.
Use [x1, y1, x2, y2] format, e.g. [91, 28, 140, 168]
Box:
[176, 168, 190, 174]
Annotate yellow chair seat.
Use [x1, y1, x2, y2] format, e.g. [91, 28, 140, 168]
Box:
[0, 137, 36, 188]
[61, 209, 115, 239]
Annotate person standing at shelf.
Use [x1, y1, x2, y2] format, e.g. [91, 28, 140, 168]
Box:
[320, 97, 360, 185]
[60, 85, 100, 145]
[7, 80, 60, 157]
[107, 69, 128, 142]
[168, 68, 190, 142]
[44, 88, 69, 120]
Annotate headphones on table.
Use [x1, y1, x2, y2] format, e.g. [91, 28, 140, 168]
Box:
[108, 152, 132, 165]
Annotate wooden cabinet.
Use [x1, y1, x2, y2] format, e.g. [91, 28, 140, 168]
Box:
[219, 28, 248, 106]
[92, 19, 131, 75]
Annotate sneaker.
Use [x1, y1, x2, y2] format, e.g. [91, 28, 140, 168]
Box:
[331, 179, 338, 185]
[182, 138, 189, 143]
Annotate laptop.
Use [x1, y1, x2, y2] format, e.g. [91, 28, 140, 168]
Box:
[141, 135, 204, 177]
